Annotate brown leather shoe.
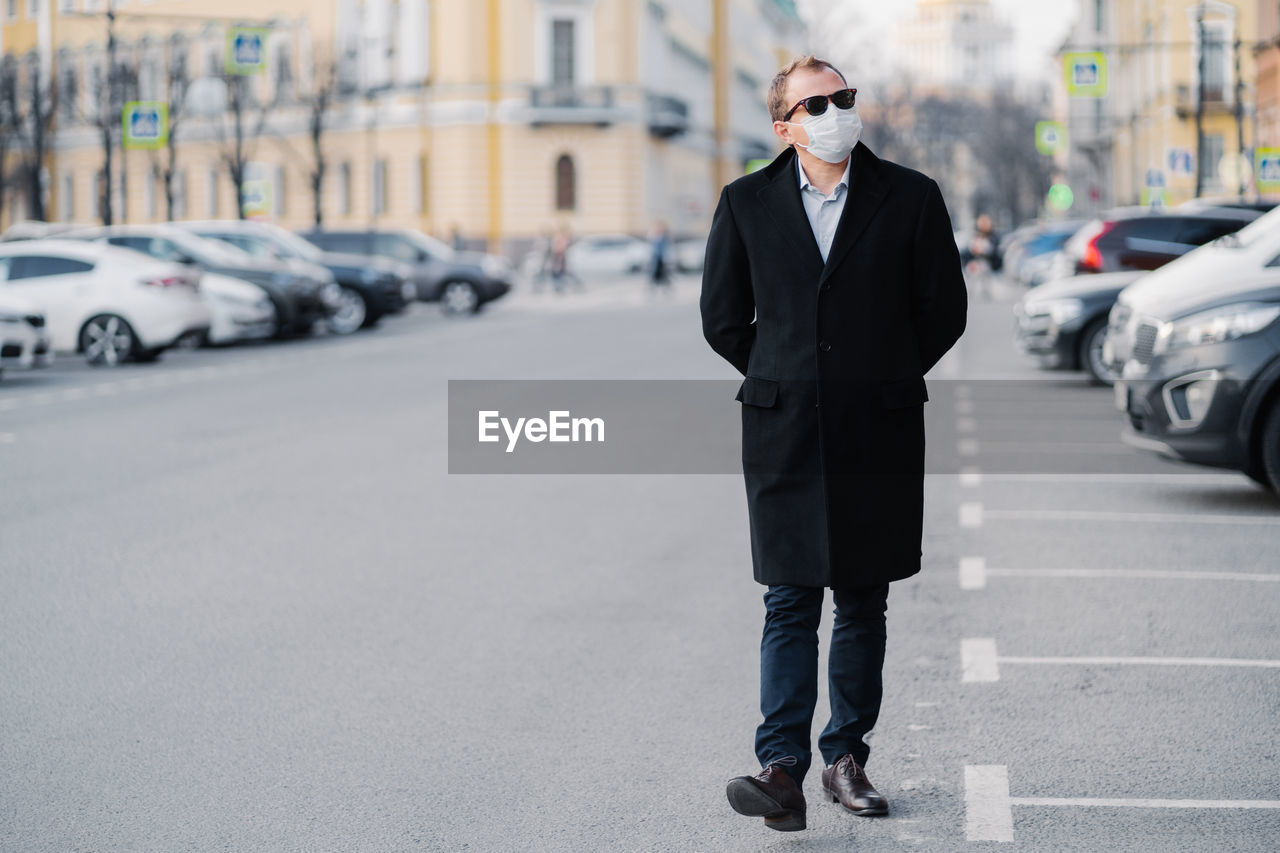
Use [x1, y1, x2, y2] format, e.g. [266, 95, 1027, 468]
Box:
[725, 761, 807, 831]
[821, 754, 889, 816]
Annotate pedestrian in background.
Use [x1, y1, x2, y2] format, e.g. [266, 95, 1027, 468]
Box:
[701, 54, 967, 834]
[549, 224, 576, 293]
[648, 221, 673, 293]
[962, 213, 1001, 301]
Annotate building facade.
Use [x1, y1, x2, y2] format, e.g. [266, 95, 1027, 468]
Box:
[1098, 0, 1257, 207]
[1254, 0, 1280, 150]
[0, 0, 803, 253]
[894, 0, 1014, 95]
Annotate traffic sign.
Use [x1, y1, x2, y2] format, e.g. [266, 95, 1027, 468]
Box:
[226, 27, 268, 75]
[241, 179, 271, 218]
[1035, 121, 1066, 155]
[1255, 149, 1280, 192]
[745, 159, 771, 174]
[1166, 148, 1194, 176]
[1064, 52, 1107, 97]
[1139, 187, 1167, 209]
[122, 101, 168, 150]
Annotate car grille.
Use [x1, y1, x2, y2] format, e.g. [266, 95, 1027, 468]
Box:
[1132, 322, 1159, 365]
[25, 314, 44, 328]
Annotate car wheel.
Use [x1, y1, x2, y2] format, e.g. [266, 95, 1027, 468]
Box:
[1260, 399, 1280, 493]
[80, 314, 139, 366]
[1079, 318, 1117, 386]
[326, 286, 368, 335]
[440, 280, 480, 315]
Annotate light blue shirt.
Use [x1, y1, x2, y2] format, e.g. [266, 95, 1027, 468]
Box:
[796, 154, 852, 263]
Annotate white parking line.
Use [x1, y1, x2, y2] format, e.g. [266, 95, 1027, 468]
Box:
[963, 638, 1280, 680]
[983, 508, 1280, 526]
[983, 567, 1279, 583]
[964, 764, 1280, 843]
[1001, 655, 1280, 669]
[964, 765, 1014, 842]
[971, 473, 1247, 485]
[1011, 797, 1280, 809]
[966, 441, 1136, 454]
[959, 502, 984, 528]
[961, 638, 1000, 683]
[959, 467, 982, 487]
[959, 557, 987, 590]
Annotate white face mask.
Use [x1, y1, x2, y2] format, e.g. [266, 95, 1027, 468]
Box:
[788, 104, 862, 164]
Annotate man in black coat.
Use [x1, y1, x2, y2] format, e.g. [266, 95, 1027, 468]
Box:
[701, 56, 967, 833]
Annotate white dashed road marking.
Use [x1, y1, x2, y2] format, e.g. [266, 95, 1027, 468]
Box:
[959, 557, 987, 590]
[964, 765, 1014, 842]
[961, 638, 1000, 683]
[959, 467, 982, 487]
[981, 567, 1279, 584]
[959, 502, 984, 528]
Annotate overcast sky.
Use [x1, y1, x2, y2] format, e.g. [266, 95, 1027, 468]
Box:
[795, 0, 1081, 83]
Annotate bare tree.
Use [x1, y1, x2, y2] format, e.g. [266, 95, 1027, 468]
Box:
[150, 37, 190, 221]
[210, 65, 273, 221]
[301, 53, 340, 227]
[0, 57, 19, 222]
[4, 53, 59, 222]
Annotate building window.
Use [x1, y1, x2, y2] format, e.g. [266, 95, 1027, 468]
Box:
[59, 172, 74, 222]
[173, 168, 187, 219]
[144, 168, 156, 219]
[551, 19, 576, 86]
[339, 162, 351, 215]
[371, 158, 387, 215]
[1199, 23, 1229, 102]
[555, 154, 575, 211]
[410, 154, 427, 214]
[58, 0, 73, 12]
[25, 0, 37, 19]
[537, 4, 593, 86]
[7, 0, 17, 21]
[1094, 0, 1104, 32]
[1199, 134, 1224, 187]
[207, 167, 219, 217]
[273, 41, 294, 103]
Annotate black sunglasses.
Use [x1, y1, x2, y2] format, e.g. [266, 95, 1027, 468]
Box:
[783, 88, 857, 122]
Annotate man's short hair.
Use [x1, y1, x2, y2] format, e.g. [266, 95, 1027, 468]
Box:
[767, 55, 849, 123]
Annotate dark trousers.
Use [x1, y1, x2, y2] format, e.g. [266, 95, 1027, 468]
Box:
[755, 583, 889, 785]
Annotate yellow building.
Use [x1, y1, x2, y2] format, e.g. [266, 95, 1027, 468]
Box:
[0, 0, 802, 254]
[1104, 0, 1257, 206]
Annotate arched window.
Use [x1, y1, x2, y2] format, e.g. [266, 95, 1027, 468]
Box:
[555, 154, 576, 211]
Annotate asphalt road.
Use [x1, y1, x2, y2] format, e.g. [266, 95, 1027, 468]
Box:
[1, 275, 1277, 852]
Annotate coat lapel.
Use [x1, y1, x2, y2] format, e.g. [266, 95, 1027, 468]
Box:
[819, 141, 890, 286]
[755, 148, 824, 272]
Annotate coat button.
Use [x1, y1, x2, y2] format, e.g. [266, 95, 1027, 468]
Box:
[821, 283, 831, 292]
[819, 341, 832, 352]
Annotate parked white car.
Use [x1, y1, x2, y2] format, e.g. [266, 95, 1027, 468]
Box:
[200, 273, 276, 345]
[565, 234, 651, 277]
[0, 239, 211, 365]
[0, 291, 53, 379]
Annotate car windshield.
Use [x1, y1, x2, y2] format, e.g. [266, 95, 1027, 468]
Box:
[160, 229, 255, 263]
[1219, 204, 1280, 248]
[403, 230, 456, 260]
[253, 224, 325, 261]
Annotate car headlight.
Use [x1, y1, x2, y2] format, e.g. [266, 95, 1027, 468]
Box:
[481, 256, 511, 278]
[1022, 297, 1084, 325]
[359, 268, 380, 284]
[1154, 302, 1280, 355]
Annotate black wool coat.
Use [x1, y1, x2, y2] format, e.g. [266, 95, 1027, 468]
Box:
[700, 142, 967, 589]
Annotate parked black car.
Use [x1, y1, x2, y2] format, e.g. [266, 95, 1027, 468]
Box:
[1109, 213, 1280, 491]
[296, 228, 512, 314]
[175, 220, 413, 334]
[64, 224, 333, 338]
[1018, 209, 1262, 385]
[1058, 207, 1259, 276]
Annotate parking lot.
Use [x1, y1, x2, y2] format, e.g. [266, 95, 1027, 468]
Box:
[1, 275, 1277, 850]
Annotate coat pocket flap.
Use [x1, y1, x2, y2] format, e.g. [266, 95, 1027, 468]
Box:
[735, 376, 779, 407]
[881, 376, 928, 409]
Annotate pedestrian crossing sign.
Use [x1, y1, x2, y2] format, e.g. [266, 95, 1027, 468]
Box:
[122, 101, 168, 150]
[241, 180, 271, 218]
[1256, 149, 1280, 192]
[1064, 52, 1107, 97]
[226, 27, 269, 75]
[1035, 122, 1066, 155]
